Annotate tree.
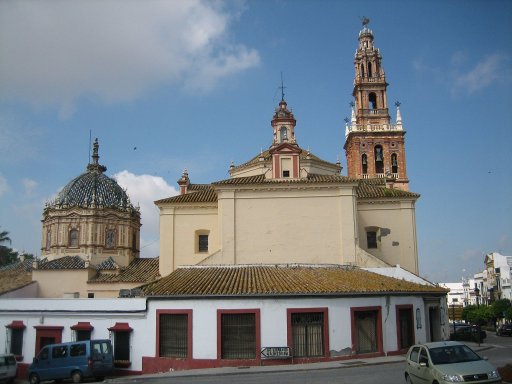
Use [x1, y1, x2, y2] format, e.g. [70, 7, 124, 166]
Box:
[462, 305, 492, 326]
[0, 228, 32, 267]
[491, 299, 512, 323]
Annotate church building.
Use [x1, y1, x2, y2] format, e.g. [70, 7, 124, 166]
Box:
[0, 21, 449, 379]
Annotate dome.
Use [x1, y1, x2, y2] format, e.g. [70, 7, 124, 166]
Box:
[46, 139, 138, 215]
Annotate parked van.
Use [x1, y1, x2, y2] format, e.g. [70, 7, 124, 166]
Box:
[28, 339, 113, 384]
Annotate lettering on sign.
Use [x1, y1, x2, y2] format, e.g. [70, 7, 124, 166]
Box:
[260, 347, 291, 359]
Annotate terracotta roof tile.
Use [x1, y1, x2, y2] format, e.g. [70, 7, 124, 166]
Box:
[0, 261, 34, 295]
[141, 264, 446, 297]
[155, 187, 217, 204]
[212, 174, 357, 186]
[37, 256, 90, 270]
[89, 257, 160, 283]
[356, 179, 420, 199]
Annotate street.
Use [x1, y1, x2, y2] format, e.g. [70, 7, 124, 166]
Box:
[106, 334, 512, 384]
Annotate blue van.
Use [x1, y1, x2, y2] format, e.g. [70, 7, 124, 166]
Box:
[28, 339, 113, 384]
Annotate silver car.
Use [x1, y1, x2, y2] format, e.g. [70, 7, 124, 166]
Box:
[0, 354, 17, 384]
[404, 341, 501, 383]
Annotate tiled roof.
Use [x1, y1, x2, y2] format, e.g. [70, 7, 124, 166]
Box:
[212, 173, 357, 186]
[140, 264, 446, 297]
[0, 261, 34, 295]
[37, 256, 90, 270]
[356, 179, 420, 199]
[96, 257, 120, 270]
[155, 187, 217, 204]
[89, 257, 160, 283]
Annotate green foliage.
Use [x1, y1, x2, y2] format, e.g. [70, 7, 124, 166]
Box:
[0, 228, 34, 267]
[462, 305, 493, 325]
[490, 299, 512, 320]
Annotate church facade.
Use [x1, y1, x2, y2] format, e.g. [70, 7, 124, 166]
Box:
[157, 22, 418, 277]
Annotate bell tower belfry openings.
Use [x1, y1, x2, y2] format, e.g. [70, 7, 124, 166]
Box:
[344, 18, 409, 191]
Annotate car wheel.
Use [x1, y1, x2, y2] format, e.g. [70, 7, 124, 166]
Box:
[71, 370, 83, 383]
[29, 373, 40, 384]
[405, 374, 413, 383]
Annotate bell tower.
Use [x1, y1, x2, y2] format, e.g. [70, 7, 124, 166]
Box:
[344, 18, 409, 191]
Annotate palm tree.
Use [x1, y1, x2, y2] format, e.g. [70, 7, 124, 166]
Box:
[0, 228, 11, 246]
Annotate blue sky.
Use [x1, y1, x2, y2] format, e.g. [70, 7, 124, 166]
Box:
[1, 0, 511, 283]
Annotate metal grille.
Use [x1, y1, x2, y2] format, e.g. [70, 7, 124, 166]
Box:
[159, 314, 188, 358]
[114, 332, 130, 361]
[355, 311, 377, 353]
[221, 313, 256, 359]
[76, 330, 91, 341]
[198, 235, 208, 252]
[10, 329, 23, 356]
[398, 309, 414, 349]
[291, 312, 324, 357]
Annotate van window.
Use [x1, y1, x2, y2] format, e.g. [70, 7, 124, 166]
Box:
[93, 341, 111, 355]
[52, 345, 68, 359]
[38, 347, 49, 361]
[70, 343, 86, 357]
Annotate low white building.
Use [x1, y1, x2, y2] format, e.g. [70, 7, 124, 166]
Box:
[0, 264, 448, 378]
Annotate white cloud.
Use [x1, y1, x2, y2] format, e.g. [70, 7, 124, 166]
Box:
[114, 170, 178, 257]
[0, 0, 260, 118]
[0, 174, 8, 197]
[452, 53, 512, 94]
[22, 178, 38, 197]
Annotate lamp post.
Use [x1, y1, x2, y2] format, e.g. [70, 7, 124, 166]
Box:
[475, 287, 481, 346]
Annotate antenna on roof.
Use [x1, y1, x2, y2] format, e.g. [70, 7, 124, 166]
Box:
[88, 129, 92, 164]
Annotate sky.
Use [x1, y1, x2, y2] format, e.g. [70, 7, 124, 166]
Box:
[0, 0, 511, 284]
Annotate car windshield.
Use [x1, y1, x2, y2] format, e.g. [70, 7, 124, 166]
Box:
[428, 345, 481, 365]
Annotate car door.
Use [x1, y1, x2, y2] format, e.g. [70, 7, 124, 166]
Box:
[91, 340, 113, 377]
[406, 346, 427, 383]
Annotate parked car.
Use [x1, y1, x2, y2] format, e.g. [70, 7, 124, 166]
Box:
[28, 339, 113, 384]
[0, 354, 17, 384]
[450, 325, 487, 342]
[405, 341, 501, 384]
[496, 323, 512, 336]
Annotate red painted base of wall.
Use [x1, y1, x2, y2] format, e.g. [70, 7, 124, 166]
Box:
[17, 363, 29, 380]
[141, 351, 388, 374]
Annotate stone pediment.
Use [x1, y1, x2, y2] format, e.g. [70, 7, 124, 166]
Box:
[269, 142, 302, 155]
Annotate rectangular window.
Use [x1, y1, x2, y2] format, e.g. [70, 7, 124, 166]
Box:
[282, 170, 290, 177]
[221, 313, 256, 359]
[198, 235, 208, 252]
[159, 314, 188, 358]
[291, 312, 325, 357]
[367, 231, 377, 249]
[76, 330, 91, 341]
[113, 332, 130, 362]
[10, 329, 23, 356]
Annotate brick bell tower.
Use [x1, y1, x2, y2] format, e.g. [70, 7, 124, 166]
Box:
[344, 18, 409, 191]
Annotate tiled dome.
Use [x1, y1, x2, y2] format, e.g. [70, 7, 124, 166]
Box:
[46, 139, 138, 214]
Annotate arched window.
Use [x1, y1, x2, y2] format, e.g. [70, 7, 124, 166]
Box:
[391, 153, 398, 174]
[106, 229, 116, 249]
[280, 126, 288, 142]
[360, 63, 365, 77]
[374, 145, 384, 174]
[69, 229, 79, 248]
[46, 231, 51, 251]
[361, 154, 368, 174]
[368, 62, 373, 77]
[369, 93, 377, 109]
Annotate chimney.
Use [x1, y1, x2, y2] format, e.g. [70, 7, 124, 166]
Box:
[177, 169, 190, 195]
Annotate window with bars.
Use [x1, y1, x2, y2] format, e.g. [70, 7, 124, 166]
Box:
[221, 313, 256, 359]
[367, 231, 378, 249]
[198, 234, 208, 252]
[69, 229, 79, 247]
[9, 329, 23, 356]
[291, 312, 325, 357]
[354, 310, 379, 354]
[75, 330, 91, 341]
[159, 314, 188, 358]
[113, 332, 130, 362]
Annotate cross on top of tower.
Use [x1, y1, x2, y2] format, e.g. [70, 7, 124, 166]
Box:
[279, 72, 286, 101]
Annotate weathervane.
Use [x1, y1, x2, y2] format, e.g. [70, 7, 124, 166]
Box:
[395, 101, 401, 107]
[361, 16, 370, 27]
[279, 72, 286, 101]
